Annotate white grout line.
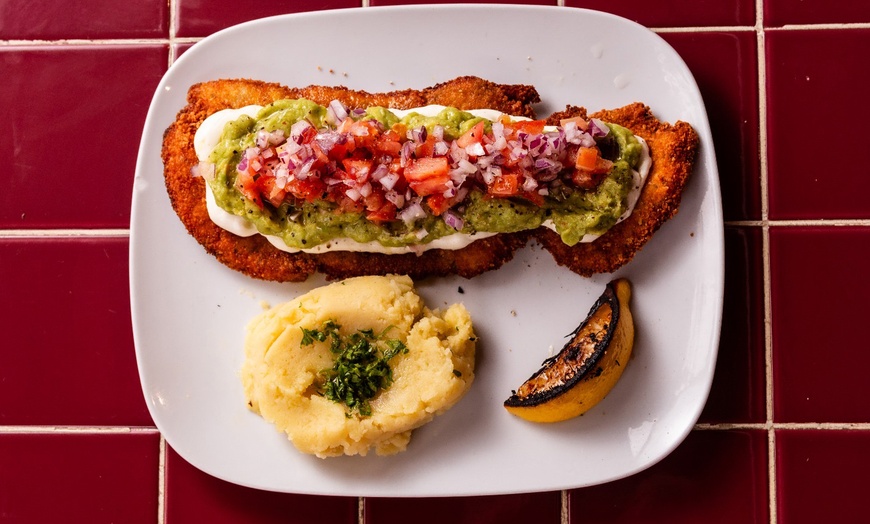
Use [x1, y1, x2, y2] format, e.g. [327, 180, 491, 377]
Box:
[754, 0, 778, 520]
[770, 22, 870, 31]
[0, 426, 158, 433]
[561, 490, 569, 524]
[0, 229, 130, 237]
[158, 436, 167, 524]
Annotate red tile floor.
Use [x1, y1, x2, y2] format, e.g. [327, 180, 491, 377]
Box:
[2, 1, 869, 522]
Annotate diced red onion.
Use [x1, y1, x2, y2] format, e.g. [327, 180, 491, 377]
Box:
[409, 125, 427, 143]
[315, 131, 343, 154]
[385, 189, 405, 208]
[295, 157, 315, 179]
[255, 129, 270, 149]
[491, 122, 505, 141]
[398, 201, 426, 225]
[345, 187, 362, 201]
[465, 142, 486, 157]
[588, 118, 610, 138]
[268, 129, 285, 146]
[370, 163, 389, 181]
[434, 141, 449, 156]
[399, 141, 414, 167]
[457, 159, 477, 174]
[522, 176, 538, 192]
[443, 210, 464, 231]
[326, 100, 349, 125]
[274, 165, 290, 189]
[379, 172, 400, 190]
[290, 120, 312, 143]
[432, 125, 445, 141]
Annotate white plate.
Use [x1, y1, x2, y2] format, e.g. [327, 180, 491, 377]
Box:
[131, 5, 723, 497]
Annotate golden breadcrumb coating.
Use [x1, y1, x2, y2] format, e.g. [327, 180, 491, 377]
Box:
[539, 103, 699, 276]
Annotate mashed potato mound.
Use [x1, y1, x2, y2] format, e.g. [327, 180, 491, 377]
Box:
[241, 275, 476, 458]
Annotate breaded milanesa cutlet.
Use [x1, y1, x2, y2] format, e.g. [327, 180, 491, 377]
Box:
[161, 77, 698, 282]
[540, 103, 698, 276]
[161, 77, 540, 281]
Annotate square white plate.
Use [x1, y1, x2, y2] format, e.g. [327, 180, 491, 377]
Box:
[131, 5, 723, 497]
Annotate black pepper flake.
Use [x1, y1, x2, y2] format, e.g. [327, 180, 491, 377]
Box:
[457, 286, 465, 294]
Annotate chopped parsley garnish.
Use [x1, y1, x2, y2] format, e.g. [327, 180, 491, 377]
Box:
[301, 320, 408, 417]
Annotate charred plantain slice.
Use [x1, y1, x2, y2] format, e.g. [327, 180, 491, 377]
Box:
[504, 279, 634, 423]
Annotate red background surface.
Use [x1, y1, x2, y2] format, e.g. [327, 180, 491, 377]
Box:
[3, 0, 869, 522]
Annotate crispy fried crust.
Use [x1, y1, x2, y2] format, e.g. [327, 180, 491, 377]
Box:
[539, 103, 699, 276]
[162, 78, 697, 282]
[161, 77, 539, 281]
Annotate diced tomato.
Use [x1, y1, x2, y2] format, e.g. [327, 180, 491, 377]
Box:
[457, 121, 486, 148]
[404, 157, 449, 180]
[404, 157, 451, 196]
[255, 176, 287, 207]
[425, 194, 451, 216]
[414, 135, 437, 158]
[285, 176, 326, 202]
[573, 146, 613, 189]
[488, 173, 520, 197]
[346, 120, 381, 149]
[575, 147, 602, 171]
[296, 125, 317, 145]
[504, 119, 546, 135]
[363, 190, 397, 222]
[342, 158, 374, 182]
[519, 190, 545, 206]
[373, 130, 403, 156]
[234, 171, 263, 209]
[366, 201, 398, 222]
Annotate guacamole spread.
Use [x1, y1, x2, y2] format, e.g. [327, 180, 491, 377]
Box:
[203, 99, 645, 250]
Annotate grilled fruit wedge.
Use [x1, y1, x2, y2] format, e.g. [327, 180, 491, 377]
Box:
[504, 279, 634, 423]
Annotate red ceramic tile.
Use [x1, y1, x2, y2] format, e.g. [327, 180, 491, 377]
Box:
[0, 432, 159, 523]
[770, 227, 870, 423]
[663, 31, 761, 221]
[776, 430, 870, 523]
[0, 45, 167, 229]
[699, 227, 765, 424]
[0, 237, 152, 426]
[563, 0, 754, 27]
[765, 0, 870, 26]
[174, 42, 195, 61]
[365, 491, 561, 524]
[766, 29, 870, 220]
[164, 446, 358, 524]
[0, 0, 168, 40]
[175, 0, 360, 38]
[568, 430, 768, 523]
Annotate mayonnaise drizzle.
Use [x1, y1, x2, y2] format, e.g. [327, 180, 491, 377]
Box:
[194, 104, 650, 254]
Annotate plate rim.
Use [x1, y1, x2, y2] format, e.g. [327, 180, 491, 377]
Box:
[130, 3, 724, 497]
